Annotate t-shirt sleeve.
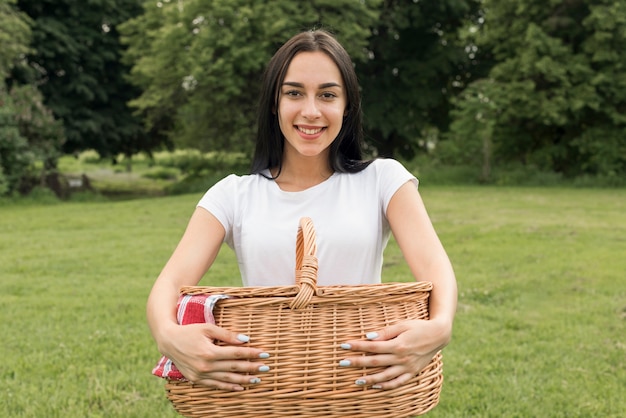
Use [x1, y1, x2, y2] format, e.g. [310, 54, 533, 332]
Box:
[378, 159, 419, 213]
[196, 174, 237, 243]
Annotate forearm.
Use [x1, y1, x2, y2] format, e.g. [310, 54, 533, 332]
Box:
[421, 253, 457, 347]
[146, 276, 182, 354]
[147, 208, 225, 351]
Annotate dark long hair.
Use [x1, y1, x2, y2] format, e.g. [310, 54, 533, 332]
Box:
[250, 30, 372, 176]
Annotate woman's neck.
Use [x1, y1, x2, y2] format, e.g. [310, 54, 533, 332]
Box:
[271, 157, 334, 192]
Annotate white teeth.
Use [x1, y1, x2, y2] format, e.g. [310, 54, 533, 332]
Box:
[298, 127, 323, 135]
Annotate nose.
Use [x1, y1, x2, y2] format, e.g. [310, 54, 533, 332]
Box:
[301, 96, 321, 120]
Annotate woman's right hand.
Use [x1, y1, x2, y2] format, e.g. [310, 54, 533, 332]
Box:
[159, 322, 271, 391]
[148, 208, 270, 390]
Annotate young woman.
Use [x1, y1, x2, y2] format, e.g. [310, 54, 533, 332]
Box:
[147, 29, 457, 392]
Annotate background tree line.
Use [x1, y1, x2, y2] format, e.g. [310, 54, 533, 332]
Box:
[1, 0, 624, 196]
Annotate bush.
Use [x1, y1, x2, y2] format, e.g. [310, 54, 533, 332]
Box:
[572, 173, 626, 188]
[142, 167, 179, 181]
[490, 163, 565, 187]
[77, 150, 101, 164]
[0, 93, 33, 195]
[404, 154, 626, 188]
[0, 85, 65, 197]
[402, 155, 483, 186]
[153, 149, 248, 175]
[0, 166, 8, 196]
[21, 186, 60, 204]
[165, 171, 229, 195]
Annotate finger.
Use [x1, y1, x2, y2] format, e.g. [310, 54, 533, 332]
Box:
[341, 324, 409, 353]
[363, 323, 407, 341]
[196, 357, 272, 375]
[190, 376, 245, 392]
[188, 362, 272, 390]
[204, 323, 253, 345]
[352, 365, 408, 389]
[340, 339, 395, 354]
[196, 370, 267, 387]
[338, 354, 397, 369]
[209, 343, 271, 362]
[367, 371, 415, 390]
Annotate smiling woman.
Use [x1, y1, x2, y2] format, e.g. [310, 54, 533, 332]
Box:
[147, 29, 457, 417]
[277, 51, 347, 184]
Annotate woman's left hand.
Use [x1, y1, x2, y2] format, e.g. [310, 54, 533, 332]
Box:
[338, 318, 451, 389]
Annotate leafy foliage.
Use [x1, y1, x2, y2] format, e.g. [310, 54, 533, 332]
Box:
[0, 0, 65, 196]
[120, 0, 381, 153]
[0, 85, 65, 195]
[0, 93, 29, 195]
[120, 0, 483, 159]
[4, 0, 626, 187]
[358, 0, 481, 158]
[0, 0, 32, 79]
[0, 0, 30, 194]
[448, 0, 626, 177]
[14, 0, 155, 158]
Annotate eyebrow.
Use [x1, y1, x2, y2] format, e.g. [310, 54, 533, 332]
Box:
[282, 81, 343, 89]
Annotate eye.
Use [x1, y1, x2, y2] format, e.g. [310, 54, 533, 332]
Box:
[283, 89, 302, 97]
[320, 92, 338, 100]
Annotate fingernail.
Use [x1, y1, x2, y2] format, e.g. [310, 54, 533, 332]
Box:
[259, 352, 270, 359]
[372, 385, 382, 389]
[366, 332, 379, 340]
[339, 360, 351, 367]
[340, 343, 352, 350]
[249, 377, 261, 384]
[258, 365, 270, 372]
[355, 379, 367, 385]
[237, 334, 250, 343]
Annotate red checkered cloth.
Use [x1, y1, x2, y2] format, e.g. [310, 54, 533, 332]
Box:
[152, 294, 230, 381]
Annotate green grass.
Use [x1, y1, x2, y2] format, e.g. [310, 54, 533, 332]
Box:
[1, 187, 625, 417]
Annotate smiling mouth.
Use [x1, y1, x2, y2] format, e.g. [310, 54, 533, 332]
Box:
[297, 126, 325, 135]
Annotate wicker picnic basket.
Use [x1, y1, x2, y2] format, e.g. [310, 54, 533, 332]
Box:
[165, 217, 443, 417]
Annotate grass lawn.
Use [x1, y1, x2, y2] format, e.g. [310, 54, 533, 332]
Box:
[1, 186, 624, 417]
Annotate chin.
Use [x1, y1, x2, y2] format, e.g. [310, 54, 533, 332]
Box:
[297, 146, 329, 158]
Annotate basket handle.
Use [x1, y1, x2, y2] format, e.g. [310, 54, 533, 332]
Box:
[289, 217, 318, 310]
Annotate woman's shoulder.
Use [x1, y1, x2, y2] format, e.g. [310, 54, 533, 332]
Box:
[361, 158, 416, 178]
[359, 158, 418, 191]
[200, 172, 270, 202]
[368, 158, 407, 170]
[197, 172, 272, 217]
[211, 172, 268, 189]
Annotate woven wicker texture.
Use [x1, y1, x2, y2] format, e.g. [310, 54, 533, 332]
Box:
[165, 217, 443, 417]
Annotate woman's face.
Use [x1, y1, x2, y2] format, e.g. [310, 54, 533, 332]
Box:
[277, 51, 347, 163]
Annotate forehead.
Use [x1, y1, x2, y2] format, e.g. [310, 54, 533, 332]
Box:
[283, 51, 343, 84]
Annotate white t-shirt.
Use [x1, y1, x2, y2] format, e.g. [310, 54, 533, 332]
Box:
[197, 158, 417, 287]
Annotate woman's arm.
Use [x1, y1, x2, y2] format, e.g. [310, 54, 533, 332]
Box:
[339, 181, 457, 389]
[147, 207, 270, 390]
[386, 181, 457, 333]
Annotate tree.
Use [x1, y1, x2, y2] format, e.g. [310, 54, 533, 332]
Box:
[356, 0, 482, 158]
[120, 0, 381, 154]
[0, 88, 31, 196]
[445, 78, 500, 181]
[448, 0, 626, 178]
[1, 0, 64, 196]
[0, 85, 65, 194]
[0, 0, 31, 79]
[15, 0, 155, 159]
